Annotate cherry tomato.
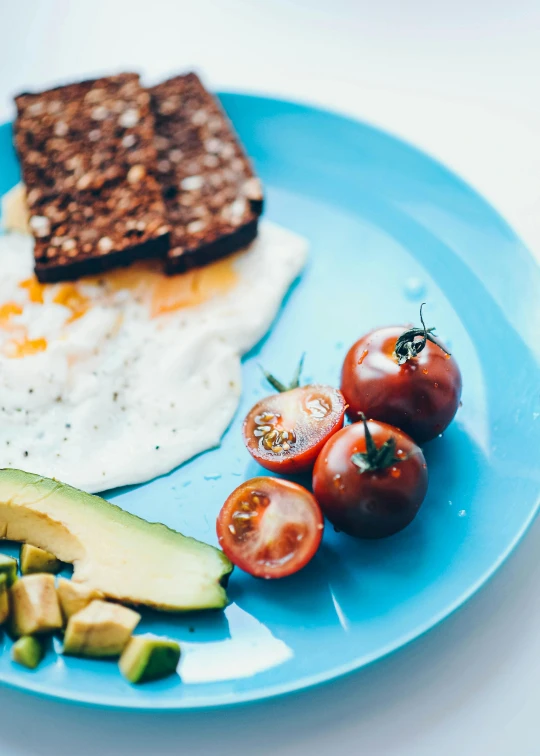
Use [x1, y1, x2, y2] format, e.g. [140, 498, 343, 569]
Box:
[217, 477, 324, 578]
[313, 417, 428, 539]
[243, 385, 346, 473]
[341, 309, 462, 443]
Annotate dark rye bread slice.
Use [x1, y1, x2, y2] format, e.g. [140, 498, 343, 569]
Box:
[14, 74, 170, 283]
[149, 73, 263, 274]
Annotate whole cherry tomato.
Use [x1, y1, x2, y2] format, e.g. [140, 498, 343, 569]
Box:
[217, 477, 324, 578]
[313, 416, 428, 538]
[243, 358, 346, 473]
[341, 306, 462, 443]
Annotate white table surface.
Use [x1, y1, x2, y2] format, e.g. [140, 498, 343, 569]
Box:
[0, 2, 538, 754]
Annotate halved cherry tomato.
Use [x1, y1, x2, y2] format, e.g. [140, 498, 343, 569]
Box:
[217, 477, 324, 578]
[243, 385, 346, 473]
[313, 416, 428, 539]
[341, 306, 462, 443]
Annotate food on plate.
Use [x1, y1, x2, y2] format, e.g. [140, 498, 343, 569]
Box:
[0, 553, 18, 587]
[0, 575, 9, 624]
[119, 635, 181, 684]
[11, 635, 44, 669]
[150, 72, 264, 274]
[0, 62, 467, 695]
[3, 68, 305, 492]
[341, 306, 462, 443]
[0, 221, 306, 491]
[56, 577, 104, 621]
[63, 600, 141, 658]
[10, 574, 63, 636]
[0, 468, 233, 611]
[243, 358, 346, 473]
[217, 477, 324, 578]
[20, 544, 63, 575]
[0, 545, 181, 679]
[14, 74, 170, 283]
[313, 415, 428, 538]
[11, 70, 264, 283]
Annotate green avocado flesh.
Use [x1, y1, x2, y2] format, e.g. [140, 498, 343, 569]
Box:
[0, 574, 9, 625]
[12, 636, 44, 669]
[63, 600, 140, 658]
[0, 469, 233, 611]
[20, 544, 63, 575]
[0, 554, 18, 587]
[119, 635, 181, 684]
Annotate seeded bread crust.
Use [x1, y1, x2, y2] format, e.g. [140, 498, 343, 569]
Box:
[14, 74, 170, 283]
[149, 73, 263, 274]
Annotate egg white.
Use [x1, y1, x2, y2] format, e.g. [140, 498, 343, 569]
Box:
[0, 220, 307, 492]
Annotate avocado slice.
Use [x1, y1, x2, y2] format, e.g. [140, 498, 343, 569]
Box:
[0, 554, 18, 587]
[119, 635, 181, 684]
[11, 635, 44, 669]
[63, 600, 140, 658]
[10, 574, 63, 636]
[57, 578, 104, 621]
[20, 544, 63, 576]
[0, 574, 9, 625]
[0, 469, 232, 611]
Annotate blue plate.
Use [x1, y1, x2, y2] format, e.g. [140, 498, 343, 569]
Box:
[0, 94, 538, 709]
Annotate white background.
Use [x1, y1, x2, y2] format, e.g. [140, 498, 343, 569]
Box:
[0, 1, 538, 754]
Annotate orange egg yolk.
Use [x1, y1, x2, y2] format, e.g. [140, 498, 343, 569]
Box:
[53, 284, 90, 323]
[0, 302, 23, 323]
[19, 277, 45, 304]
[4, 335, 48, 359]
[151, 257, 239, 317]
[2, 254, 239, 359]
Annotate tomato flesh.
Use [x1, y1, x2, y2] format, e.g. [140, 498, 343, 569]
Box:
[313, 420, 428, 539]
[243, 385, 346, 473]
[341, 326, 462, 443]
[217, 477, 324, 578]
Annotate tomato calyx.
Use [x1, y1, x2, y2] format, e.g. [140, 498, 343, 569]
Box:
[394, 303, 451, 365]
[259, 353, 306, 393]
[351, 414, 406, 474]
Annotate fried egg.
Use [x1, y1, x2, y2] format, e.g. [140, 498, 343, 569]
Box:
[0, 199, 307, 492]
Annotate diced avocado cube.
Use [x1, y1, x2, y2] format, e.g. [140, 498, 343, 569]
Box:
[0, 554, 18, 587]
[11, 636, 44, 669]
[63, 600, 140, 658]
[0, 574, 9, 625]
[10, 574, 63, 637]
[56, 578, 104, 621]
[20, 544, 63, 576]
[119, 635, 181, 684]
